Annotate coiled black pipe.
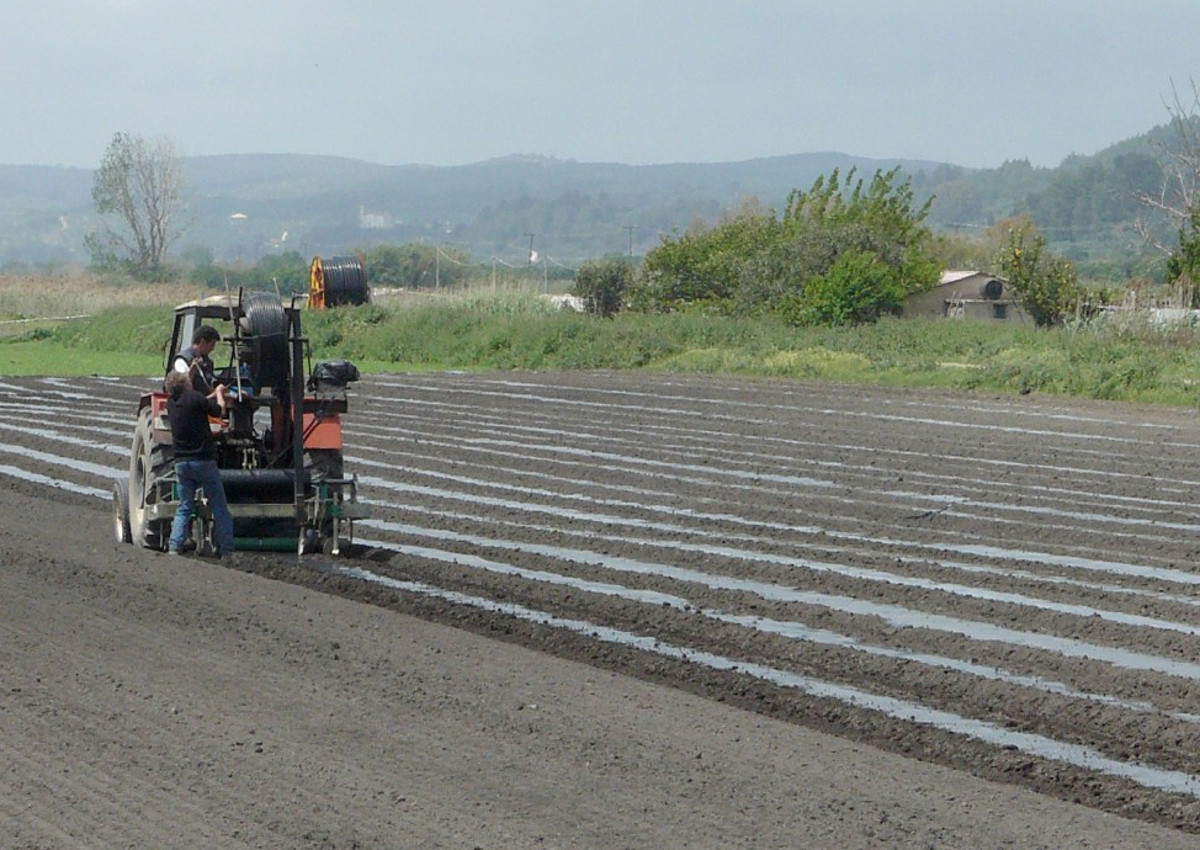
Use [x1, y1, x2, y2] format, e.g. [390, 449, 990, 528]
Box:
[320, 256, 370, 307]
[239, 290, 289, 393]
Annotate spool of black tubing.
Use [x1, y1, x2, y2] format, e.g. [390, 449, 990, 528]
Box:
[321, 255, 370, 307]
[239, 290, 289, 394]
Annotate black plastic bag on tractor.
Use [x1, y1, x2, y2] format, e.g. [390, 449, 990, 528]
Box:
[308, 359, 361, 392]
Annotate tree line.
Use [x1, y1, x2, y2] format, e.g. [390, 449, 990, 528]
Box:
[573, 172, 1084, 328]
[87, 84, 1200, 327]
[75, 132, 1106, 328]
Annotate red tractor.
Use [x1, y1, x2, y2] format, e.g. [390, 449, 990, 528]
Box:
[113, 289, 366, 556]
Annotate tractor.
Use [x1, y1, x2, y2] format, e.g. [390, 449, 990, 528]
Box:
[113, 288, 366, 556]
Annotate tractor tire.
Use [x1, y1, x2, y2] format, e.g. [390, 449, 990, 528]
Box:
[129, 408, 173, 551]
[113, 476, 132, 544]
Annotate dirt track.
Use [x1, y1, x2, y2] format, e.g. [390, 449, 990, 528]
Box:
[5, 371, 1200, 848]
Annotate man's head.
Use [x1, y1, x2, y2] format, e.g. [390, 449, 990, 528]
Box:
[192, 325, 220, 355]
[165, 369, 192, 398]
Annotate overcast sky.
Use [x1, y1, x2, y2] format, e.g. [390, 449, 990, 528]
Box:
[5, 1, 1200, 171]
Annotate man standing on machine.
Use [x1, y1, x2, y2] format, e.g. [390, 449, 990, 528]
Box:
[172, 325, 221, 394]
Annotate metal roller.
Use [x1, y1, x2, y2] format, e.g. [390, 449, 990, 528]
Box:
[219, 468, 310, 502]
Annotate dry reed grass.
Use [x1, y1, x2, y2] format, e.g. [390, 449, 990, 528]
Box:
[0, 273, 202, 322]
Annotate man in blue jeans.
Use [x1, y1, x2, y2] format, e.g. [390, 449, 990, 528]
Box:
[164, 369, 235, 558]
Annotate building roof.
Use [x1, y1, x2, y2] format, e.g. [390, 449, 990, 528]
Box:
[939, 270, 991, 285]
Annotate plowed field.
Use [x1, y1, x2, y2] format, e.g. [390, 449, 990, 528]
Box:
[5, 371, 1200, 848]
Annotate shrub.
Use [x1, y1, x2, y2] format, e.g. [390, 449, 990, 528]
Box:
[995, 224, 1083, 326]
[799, 249, 906, 325]
[572, 258, 632, 317]
[630, 168, 940, 324]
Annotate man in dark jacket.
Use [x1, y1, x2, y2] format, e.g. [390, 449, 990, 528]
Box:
[171, 325, 222, 395]
[165, 369, 235, 557]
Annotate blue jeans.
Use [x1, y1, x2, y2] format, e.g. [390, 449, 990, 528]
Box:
[169, 458, 235, 555]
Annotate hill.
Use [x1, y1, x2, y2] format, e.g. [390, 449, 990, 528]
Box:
[0, 131, 1175, 276]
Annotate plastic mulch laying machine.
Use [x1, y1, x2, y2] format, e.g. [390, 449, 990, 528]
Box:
[113, 288, 367, 556]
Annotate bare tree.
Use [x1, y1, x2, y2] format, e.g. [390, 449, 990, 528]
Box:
[1135, 80, 1200, 254]
[86, 132, 185, 277]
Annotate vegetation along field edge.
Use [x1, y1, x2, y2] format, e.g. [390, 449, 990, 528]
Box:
[6, 288, 1200, 409]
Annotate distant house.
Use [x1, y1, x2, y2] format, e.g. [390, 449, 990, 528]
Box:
[358, 205, 394, 229]
[903, 270, 1027, 321]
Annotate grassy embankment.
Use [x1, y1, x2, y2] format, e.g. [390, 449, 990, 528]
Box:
[2, 274, 1199, 407]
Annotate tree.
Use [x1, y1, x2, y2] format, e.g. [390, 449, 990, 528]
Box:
[796, 248, 907, 325]
[1126, 80, 1200, 299]
[632, 208, 778, 312]
[995, 220, 1082, 327]
[361, 242, 471, 289]
[1164, 208, 1200, 306]
[629, 168, 940, 324]
[86, 132, 185, 278]
[928, 230, 994, 272]
[748, 168, 939, 322]
[1130, 81, 1200, 254]
[572, 258, 632, 317]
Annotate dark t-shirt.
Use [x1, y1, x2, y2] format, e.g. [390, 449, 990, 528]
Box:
[167, 389, 221, 461]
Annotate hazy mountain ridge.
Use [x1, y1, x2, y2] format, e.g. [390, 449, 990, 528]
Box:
[0, 134, 1165, 268]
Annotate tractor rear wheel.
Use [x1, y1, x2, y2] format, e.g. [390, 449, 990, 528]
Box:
[129, 408, 173, 550]
[113, 477, 132, 544]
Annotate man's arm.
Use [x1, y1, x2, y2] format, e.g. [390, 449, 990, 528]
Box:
[204, 384, 227, 417]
